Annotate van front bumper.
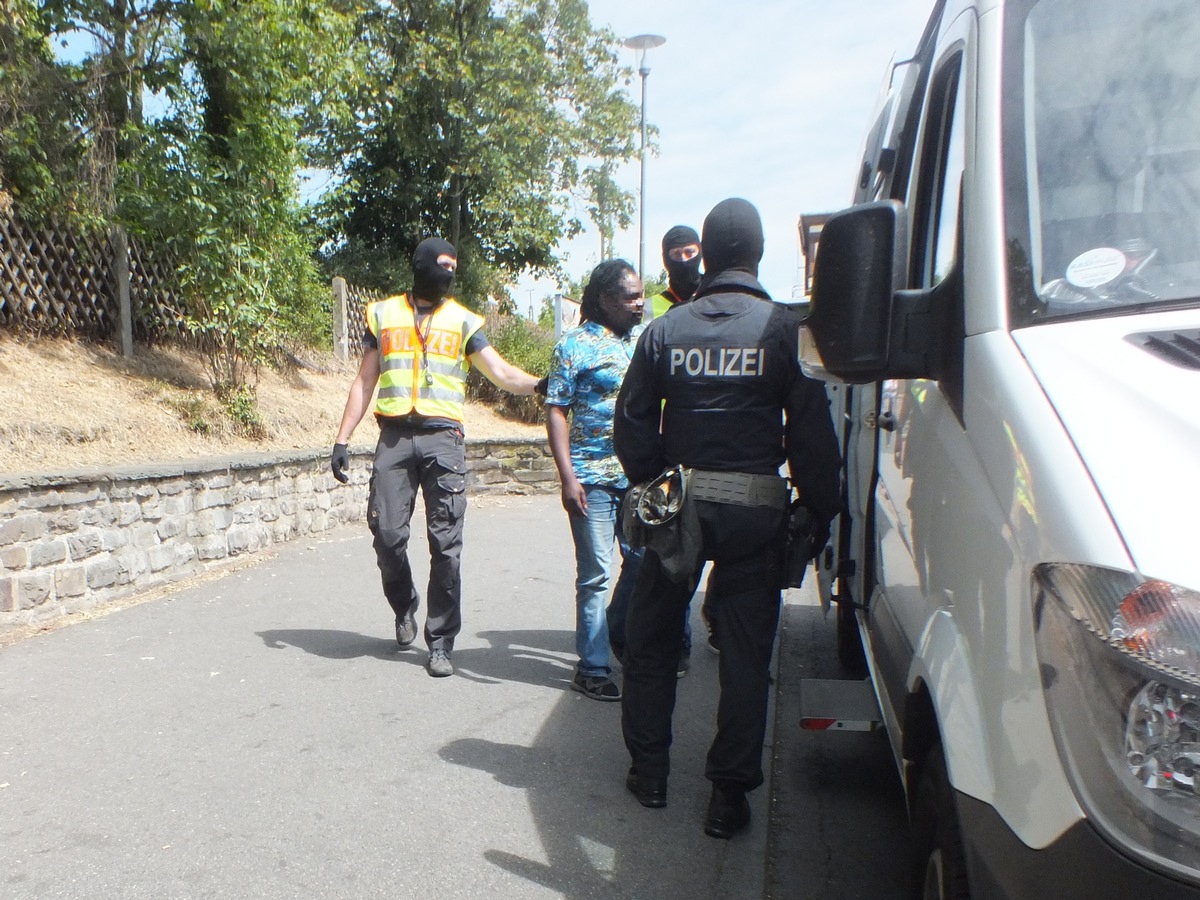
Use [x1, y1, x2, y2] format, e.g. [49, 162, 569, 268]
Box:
[959, 791, 1200, 899]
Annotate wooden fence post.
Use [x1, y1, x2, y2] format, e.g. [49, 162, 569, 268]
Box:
[332, 276, 349, 362]
[111, 225, 133, 358]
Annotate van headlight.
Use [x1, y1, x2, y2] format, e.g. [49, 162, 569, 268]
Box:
[1034, 563, 1200, 878]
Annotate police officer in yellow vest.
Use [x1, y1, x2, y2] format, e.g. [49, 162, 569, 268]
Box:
[330, 237, 539, 678]
[643, 225, 702, 325]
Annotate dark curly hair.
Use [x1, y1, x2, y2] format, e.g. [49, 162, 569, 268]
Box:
[579, 258, 637, 325]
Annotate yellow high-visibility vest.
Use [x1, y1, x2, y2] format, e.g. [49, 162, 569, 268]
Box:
[644, 288, 687, 323]
[366, 294, 484, 423]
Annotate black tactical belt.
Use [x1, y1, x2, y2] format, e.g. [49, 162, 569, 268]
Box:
[689, 469, 789, 509]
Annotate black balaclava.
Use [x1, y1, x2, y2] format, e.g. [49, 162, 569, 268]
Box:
[661, 224, 701, 300]
[411, 237, 457, 304]
[700, 198, 764, 278]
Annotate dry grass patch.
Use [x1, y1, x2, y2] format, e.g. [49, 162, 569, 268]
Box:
[1, 336, 545, 474]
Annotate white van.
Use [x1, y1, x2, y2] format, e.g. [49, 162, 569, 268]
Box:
[799, 0, 1200, 896]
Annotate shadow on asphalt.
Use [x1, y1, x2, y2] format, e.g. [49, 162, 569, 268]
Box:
[256, 627, 584, 691]
[434, 703, 729, 900]
[427, 620, 755, 900]
[257, 628, 399, 660]
[438, 734, 629, 898]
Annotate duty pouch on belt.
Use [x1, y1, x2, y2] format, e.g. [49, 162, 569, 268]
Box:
[620, 465, 699, 584]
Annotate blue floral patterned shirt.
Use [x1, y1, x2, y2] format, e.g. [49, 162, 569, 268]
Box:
[545, 320, 643, 488]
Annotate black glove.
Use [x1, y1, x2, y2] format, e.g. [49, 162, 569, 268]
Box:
[330, 443, 350, 483]
[534, 376, 549, 396]
[781, 503, 830, 589]
[808, 513, 831, 559]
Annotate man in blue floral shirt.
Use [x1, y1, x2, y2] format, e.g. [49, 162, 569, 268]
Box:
[545, 259, 645, 701]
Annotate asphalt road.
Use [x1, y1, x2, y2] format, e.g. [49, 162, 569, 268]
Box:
[766, 579, 913, 899]
[0, 493, 910, 899]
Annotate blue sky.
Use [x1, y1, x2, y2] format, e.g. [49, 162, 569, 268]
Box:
[518, 0, 933, 306]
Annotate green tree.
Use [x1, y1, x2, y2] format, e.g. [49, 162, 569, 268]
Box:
[118, 0, 358, 388]
[317, 0, 640, 305]
[34, 0, 187, 216]
[536, 296, 555, 330]
[16, 0, 360, 402]
[582, 159, 634, 261]
[0, 0, 95, 219]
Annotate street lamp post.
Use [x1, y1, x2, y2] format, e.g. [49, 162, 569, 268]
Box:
[623, 33, 665, 283]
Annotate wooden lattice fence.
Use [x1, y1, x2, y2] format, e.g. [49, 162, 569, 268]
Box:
[343, 282, 377, 354]
[331, 277, 381, 360]
[127, 234, 188, 342]
[2, 209, 388, 360]
[0, 212, 187, 343]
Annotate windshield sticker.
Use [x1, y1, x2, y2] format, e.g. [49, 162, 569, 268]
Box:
[1066, 247, 1126, 289]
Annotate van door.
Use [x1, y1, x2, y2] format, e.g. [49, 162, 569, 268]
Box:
[815, 53, 930, 642]
[815, 85, 895, 618]
[869, 9, 974, 719]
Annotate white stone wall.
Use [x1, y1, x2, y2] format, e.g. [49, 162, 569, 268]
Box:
[0, 440, 555, 630]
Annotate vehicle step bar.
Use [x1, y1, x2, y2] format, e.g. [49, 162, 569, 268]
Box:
[798, 678, 881, 732]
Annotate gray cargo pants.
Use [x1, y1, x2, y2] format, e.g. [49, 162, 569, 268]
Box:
[368, 423, 468, 651]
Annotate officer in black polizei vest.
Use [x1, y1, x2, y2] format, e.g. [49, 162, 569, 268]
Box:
[329, 237, 539, 679]
[614, 198, 841, 839]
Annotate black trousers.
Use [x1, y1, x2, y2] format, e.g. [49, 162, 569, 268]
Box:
[367, 424, 467, 651]
[621, 499, 785, 791]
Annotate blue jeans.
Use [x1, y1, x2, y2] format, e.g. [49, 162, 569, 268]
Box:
[568, 484, 644, 677]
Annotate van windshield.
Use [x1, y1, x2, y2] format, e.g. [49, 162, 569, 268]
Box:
[1006, 0, 1200, 325]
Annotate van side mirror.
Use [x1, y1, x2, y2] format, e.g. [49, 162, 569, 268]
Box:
[801, 201, 907, 383]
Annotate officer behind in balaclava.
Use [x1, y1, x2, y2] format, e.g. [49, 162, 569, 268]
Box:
[644, 225, 702, 324]
[642, 222, 707, 671]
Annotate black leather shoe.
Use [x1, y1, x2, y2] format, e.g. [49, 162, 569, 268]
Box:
[704, 785, 750, 839]
[625, 770, 667, 809]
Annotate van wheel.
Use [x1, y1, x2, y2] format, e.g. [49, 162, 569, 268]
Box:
[912, 746, 970, 900]
[836, 600, 867, 676]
